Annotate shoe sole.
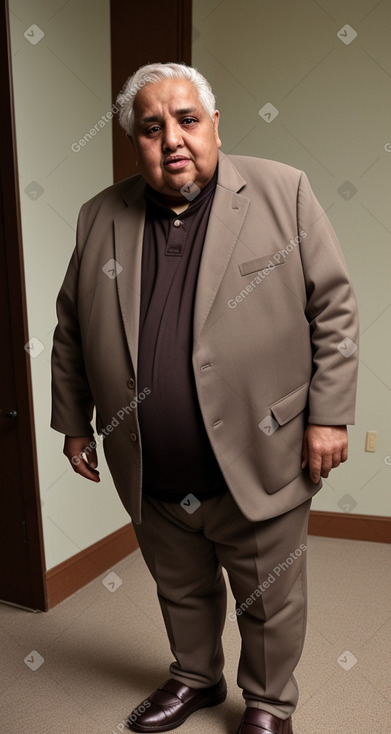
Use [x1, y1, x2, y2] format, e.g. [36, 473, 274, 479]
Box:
[126, 689, 227, 732]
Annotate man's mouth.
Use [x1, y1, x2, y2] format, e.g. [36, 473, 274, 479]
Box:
[163, 156, 190, 170]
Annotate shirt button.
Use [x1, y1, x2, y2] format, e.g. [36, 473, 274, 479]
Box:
[173, 219, 181, 227]
[127, 378, 135, 389]
[130, 432, 138, 442]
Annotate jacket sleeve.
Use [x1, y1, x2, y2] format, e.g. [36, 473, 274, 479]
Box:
[50, 208, 95, 437]
[298, 172, 359, 425]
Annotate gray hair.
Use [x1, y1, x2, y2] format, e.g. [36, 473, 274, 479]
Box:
[116, 62, 216, 136]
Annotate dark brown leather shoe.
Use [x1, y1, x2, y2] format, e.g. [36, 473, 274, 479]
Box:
[237, 708, 293, 734]
[126, 676, 227, 732]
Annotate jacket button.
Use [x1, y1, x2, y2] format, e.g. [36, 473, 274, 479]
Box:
[127, 378, 135, 389]
[130, 432, 138, 442]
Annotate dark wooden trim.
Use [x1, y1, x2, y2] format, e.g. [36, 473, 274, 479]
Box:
[46, 523, 138, 608]
[110, 0, 193, 183]
[178, 0, 193, 64]
[309, 510, 391, 544]
[0, 1, 47, 611]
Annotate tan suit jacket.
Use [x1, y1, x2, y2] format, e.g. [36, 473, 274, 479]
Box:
[51, 152, 359, 524]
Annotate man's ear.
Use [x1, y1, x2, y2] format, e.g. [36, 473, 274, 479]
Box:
[213, 110, 222, 149]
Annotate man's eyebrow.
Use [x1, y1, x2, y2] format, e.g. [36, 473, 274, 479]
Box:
[140, 107, 198, 124]
[176, 107, 197, 115]
[141, 115, 162, 124]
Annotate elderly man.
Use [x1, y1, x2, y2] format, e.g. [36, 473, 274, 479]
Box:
[51, 62, 359, 734]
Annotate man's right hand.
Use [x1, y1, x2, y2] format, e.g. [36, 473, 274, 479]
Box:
[63, 435, 100, 482]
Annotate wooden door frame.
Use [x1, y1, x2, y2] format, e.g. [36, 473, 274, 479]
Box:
[0, 2, 47, 611]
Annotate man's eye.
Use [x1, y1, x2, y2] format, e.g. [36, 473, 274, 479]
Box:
[182, 118, 196, 125]
[146, 125, 161, 135]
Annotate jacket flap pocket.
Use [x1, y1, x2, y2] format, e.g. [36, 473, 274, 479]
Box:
[239, 253, 286, 276]
[270, 382, 309, 426]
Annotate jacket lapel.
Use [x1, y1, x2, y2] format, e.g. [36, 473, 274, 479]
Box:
[193, 152, 249, 343]
[114, 178, 146, 370]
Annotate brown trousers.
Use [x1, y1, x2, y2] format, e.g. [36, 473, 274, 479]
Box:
[133, 490, 311, 719]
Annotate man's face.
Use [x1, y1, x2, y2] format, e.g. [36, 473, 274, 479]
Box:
[130, 78, 221, 204]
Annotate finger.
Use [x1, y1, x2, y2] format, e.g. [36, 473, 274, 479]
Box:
[73, 454, 100, 482]
[320, 454, 333, 478]
[87, 447, 98, 469]
[66, 445, 100, 482]
[331, 451, 342, 468]
[301, 436, 309, 469]
[309, 451, 322, 484]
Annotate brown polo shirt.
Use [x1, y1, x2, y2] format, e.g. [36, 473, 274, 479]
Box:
[137, 167, 228, 502]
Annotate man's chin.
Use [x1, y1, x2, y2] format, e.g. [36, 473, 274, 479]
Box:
[165, 174, 196, 191]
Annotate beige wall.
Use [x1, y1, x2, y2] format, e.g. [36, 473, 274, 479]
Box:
[10, 0, 129, 570]
[193, 0, 391, 517]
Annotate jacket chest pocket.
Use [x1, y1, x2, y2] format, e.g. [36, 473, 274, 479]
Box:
[239, 253, 287, 276]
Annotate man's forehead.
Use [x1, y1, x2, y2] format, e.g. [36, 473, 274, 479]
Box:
[134, 78, 202, 115]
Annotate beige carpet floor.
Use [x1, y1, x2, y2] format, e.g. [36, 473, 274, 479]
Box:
[1, 534, 390, 733]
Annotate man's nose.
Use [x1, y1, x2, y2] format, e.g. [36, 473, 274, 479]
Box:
[162, 121, 183, 150]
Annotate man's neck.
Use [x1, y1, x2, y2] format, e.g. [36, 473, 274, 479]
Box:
[145, 187, 190, 214]
[169, 201, 190, 215]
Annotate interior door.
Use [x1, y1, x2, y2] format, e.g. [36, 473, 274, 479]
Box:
[0, 2, 47, 611]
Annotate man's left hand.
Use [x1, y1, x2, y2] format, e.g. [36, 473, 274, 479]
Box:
[301, 424, 348, 484]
